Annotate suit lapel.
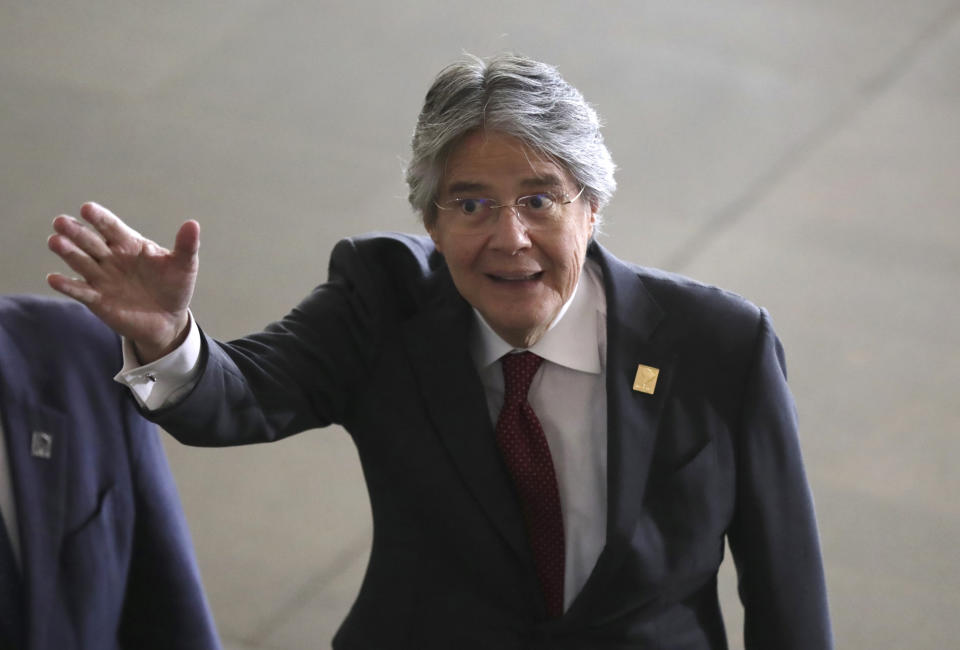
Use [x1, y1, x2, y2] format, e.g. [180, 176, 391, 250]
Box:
[401, 274, 532, 565]
[565, 243, 675, 619]
[0, 328, 69, 648]
[599, 245, 672, 543]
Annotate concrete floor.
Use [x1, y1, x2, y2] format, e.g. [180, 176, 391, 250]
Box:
[2, 2, 959, 648]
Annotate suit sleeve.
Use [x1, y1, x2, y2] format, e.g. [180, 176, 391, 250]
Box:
[117, 395, 220, 650]
[726, 309, 833, 649]
[146, 236, 386, 446]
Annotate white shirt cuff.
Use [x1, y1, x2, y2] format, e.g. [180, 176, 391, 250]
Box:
[113, 312, 202, 411]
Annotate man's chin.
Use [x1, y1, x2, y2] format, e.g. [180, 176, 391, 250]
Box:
[484, 315, 553, 348]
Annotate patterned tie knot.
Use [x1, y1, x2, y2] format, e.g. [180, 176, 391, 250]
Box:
[502, 352, 543, 406]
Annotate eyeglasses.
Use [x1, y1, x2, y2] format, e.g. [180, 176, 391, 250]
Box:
[433, 186, 586, 233]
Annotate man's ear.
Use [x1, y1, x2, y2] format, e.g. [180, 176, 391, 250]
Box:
[426, 221, 443, 253]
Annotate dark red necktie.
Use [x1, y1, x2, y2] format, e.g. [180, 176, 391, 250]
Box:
[496, 351, 565, 618]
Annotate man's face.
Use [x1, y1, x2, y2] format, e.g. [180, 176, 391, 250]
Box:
[427, 130, 596, 348]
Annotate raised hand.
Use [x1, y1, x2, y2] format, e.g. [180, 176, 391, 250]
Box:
[47, 202, 200, 363]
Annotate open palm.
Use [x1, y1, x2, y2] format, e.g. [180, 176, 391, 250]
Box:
[48, 202, 199, 362]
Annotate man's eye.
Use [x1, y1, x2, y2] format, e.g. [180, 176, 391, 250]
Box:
[459, 199, 485, 214]
[522, 194, 555, 211]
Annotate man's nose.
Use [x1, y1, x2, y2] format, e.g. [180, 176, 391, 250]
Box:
[488, 206, 531, 252]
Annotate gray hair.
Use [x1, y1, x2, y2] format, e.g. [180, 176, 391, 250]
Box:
[406, 54, 616, 227]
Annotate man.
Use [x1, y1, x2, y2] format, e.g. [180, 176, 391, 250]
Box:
[46, 54, 832, 648]
[0, 295, 220, 649]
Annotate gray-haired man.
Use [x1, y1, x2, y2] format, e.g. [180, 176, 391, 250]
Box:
[48, 54, 831, 649]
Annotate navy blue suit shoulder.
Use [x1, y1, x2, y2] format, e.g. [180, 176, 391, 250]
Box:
[0, 295, 220, 650]
[332, 233, 460, 313]
[628, 263, 763, 346]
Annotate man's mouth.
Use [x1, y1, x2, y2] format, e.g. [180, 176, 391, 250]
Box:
[486, 271, 543, 282]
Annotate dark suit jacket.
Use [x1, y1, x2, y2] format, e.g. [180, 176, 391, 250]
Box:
[148, 234, 831, 649]
[0, 295, 219, 650]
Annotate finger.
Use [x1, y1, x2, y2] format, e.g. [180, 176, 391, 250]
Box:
[173, 220, 201, 260]
[52, 214, 111, 261]
[46, 272, 100, 305]
[47, 233, 106, 282]
[80, 202, 142, 246]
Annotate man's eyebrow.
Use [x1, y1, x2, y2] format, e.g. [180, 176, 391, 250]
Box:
[444, 181, 490, 195]
[518, 174, 565, 189]
[444, 174, 566, 195]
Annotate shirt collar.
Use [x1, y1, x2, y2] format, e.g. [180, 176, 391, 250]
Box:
[470, 260, 604, 375]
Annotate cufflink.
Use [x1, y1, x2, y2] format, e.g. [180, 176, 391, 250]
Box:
[633, 364, 660, 395]
[31, 431, 53, 459]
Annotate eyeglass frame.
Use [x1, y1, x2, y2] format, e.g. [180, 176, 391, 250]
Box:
[432, 185, 587, 231]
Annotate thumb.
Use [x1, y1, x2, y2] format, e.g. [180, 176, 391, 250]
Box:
[173, 220, 201, 261]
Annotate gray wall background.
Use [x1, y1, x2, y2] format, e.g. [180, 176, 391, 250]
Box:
[2, 2, 959, 648]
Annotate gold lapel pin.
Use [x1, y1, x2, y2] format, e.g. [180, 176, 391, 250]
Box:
[633, 364, 660, 395]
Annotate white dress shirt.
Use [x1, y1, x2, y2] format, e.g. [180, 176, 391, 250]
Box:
[115, 260, 609, 610]
[471, 259, 607, 609]
[115, 315, 203, 411]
